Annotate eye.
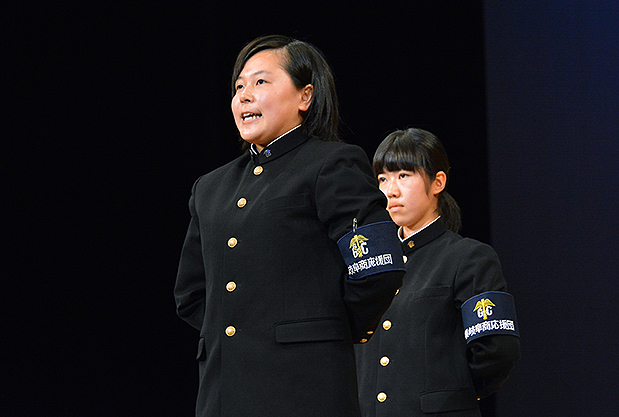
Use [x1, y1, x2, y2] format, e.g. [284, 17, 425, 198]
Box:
[256, 79, 267, 85]
[377, 176, 387, 183]
[398, 172, 408, 179]
[235, 83, 244, 91]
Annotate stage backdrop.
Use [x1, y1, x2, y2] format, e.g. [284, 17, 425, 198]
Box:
[10, 2, 617, 416]
[485, 1, 619, 416]
[4, 3, 495, 416]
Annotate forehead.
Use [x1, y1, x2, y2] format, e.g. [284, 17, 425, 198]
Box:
[238, 49, 287, 78]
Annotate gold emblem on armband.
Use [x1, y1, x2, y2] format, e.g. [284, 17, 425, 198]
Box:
[349, 234, 369, 259]
[473, 298, 496, 320]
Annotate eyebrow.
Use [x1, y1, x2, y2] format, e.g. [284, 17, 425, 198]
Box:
[236, 70, 273, 81]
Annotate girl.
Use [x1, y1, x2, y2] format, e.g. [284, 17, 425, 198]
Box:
[355, 128, 520, 417]
[174, 35, 405, 417]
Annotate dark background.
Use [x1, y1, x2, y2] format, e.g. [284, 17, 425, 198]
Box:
[3, 1, 617, 416]
[485, 2, 619, 415]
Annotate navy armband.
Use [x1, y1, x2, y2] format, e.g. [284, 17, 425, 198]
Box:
[337, 221, 405, 280]
[462, 291, 520, 343]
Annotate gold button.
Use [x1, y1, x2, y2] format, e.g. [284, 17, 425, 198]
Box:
[366, 330, 374, 335]
[380, 356, 390, 366]
[253, 166, 263, 175]
[408, 241, 415, 248]
[237, 198, 247, 208]
[225, 326, 236, 337]
[382, 320, 392, 331]
[377, 392, 387, 402]
[226, 281, 236, 292]
[227, 237, 237, 248]
[359, 338, 368, 344]
[395, 288, 400, 296]
[403, 255, 408, 263]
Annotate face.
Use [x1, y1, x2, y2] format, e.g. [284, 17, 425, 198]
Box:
[231, 49, 312, 150]
[378, 169, 444, 238]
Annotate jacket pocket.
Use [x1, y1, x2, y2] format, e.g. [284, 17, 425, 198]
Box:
[411, 285, 452, 300]
[196, 337, 206, 361]
[261, 193, 310, 212]
[275, 318, 347, 344]
[420, 388, 478, 413]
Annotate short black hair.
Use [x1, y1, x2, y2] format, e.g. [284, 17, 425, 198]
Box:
[232, 35, 341, 142]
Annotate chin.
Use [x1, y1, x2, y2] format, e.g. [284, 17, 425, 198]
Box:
[239, 134, 258, 144]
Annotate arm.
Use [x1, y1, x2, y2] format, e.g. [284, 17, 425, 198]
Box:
[173, 180, 206, 331]
[454, 242, 521, 398]
[468, 334, 521, 398]
[315, 145, 404, 342]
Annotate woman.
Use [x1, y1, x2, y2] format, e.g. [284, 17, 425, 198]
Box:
[355, 128, 520, 416]
[174, 35, 405, 417]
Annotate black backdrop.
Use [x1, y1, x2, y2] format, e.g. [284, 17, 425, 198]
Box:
[3, 1, 616, 416]
[485, 1, 619, 416]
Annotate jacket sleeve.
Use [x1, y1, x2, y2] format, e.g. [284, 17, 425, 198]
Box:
[314, 144, 404, 342]
[453, 240, 521, 398]
[174, 179, 206, 331]
[468, 334, 521, 398]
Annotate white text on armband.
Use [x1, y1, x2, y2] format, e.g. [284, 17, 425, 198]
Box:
[464, 319, 516, 340]
[348, 253, 393, 276]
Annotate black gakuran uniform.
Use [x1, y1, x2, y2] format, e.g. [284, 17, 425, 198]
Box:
[175, 128, 404, 416]
[355, 219, 520, 416]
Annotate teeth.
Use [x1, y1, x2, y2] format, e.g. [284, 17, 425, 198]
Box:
[242, 113, 261, 121]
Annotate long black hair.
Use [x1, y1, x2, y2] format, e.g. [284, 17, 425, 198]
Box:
[373, 128, 462, 233]
[232, 35, 341, 142]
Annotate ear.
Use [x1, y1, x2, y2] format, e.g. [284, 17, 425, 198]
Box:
[298, 84, 314, 112]
[432, 171, 447, 196]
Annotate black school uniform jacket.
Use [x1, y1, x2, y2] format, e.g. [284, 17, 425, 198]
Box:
[355, 219, 520, 417]
[174, 129, 404, 417]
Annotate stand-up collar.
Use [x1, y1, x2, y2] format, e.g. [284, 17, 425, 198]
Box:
[401, 218, 447, 254]
[249, 128, 311, 166]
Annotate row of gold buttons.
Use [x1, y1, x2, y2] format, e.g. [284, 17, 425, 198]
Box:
[225, 187, 250, 338]
[226, 238, 237, 336]
[225, 277, 236, 336]
[376, 315, 394, 402]
[225, 165, 263, 337]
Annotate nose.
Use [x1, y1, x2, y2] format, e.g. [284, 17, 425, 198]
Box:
[386, 180, 400, 198]
[237, 85, 253, 103]
[380, 179, 399, 198]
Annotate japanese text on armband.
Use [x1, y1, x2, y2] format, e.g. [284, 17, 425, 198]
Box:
[347, 253, 394, 276]
[461, 291, 520, 343]
[337, 221, 405, 280]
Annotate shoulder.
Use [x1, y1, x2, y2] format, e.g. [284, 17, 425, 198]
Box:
[195, 152, 249, 184]
[437, 232, 501, 263]
[302, 137, 369, 159]
[437, 233, 507, 296]
[301, 139, 373, 179]
[284, 138, 374, 184]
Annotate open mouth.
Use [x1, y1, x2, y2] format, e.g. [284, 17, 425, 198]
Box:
[242, 112, 262, 121]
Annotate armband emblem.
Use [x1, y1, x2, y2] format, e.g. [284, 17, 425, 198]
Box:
[474, 298, 496, 320]
[462, 291, 520, 343]
[337, 221, 405, 280]
[349, 234, 369, 258]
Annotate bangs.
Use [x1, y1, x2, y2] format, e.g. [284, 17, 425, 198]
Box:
[373, 131, 430, 176]
[376, 148, 426, 174]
